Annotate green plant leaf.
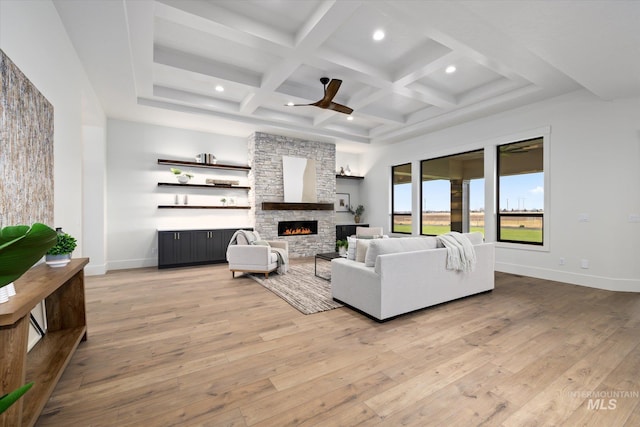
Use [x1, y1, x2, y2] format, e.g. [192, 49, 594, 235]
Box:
[47, 233, 77, 255]
[0, 382, 33, 414]
[0, 223, 57, 288]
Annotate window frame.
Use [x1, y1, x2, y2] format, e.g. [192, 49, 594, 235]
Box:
[391, 162, 412, 234]
[496, 135, 548, 249]
[420, 148, 485, 236]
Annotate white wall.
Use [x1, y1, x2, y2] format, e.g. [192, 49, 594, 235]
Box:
[335, 152, 364, 225]
[106, 119, 250, 269]
[0, 0, 107, 272]
[360, 90, 640, 292]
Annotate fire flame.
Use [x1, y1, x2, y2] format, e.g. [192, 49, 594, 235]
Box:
[282, 227, 312, 235]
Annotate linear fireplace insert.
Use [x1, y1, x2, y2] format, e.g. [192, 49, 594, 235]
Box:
[278, 220, 318, 236]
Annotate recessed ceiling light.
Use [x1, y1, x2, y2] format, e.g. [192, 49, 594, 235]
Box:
[347, 116, 354, 121]
[372, 29, 385, 41]
[445, 65, 456, 74]
[215, 85, 224, 92]
[287, 102, 294, 106]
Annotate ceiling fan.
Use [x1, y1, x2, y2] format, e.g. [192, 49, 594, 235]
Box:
[289, 77, 353, 115]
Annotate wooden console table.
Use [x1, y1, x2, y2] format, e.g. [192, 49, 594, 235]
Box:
[0, 257, 89, 427]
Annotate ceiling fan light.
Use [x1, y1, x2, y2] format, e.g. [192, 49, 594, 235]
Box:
[287, 102, 294, 106]
[373, 29, 385, 41]
[347, 116, 354, 121]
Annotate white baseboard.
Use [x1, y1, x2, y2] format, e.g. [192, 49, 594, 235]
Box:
[85, 263, 107, 276]
[496, 262, 640, 292]
[107, 257, 157, 271]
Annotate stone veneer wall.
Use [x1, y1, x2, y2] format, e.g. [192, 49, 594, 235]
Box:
[248, 132, 336, 257]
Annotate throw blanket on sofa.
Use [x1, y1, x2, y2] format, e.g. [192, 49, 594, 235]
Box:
[228, 230, 289, 274]
[436, 232, 476, 272]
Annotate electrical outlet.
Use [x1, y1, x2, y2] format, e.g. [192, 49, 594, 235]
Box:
[559, 258, 565, 265]
[151, 247, 157, 255]
[581, 259, 589, 269]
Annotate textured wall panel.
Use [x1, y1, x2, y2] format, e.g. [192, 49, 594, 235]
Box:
[0, 49, 54, 228]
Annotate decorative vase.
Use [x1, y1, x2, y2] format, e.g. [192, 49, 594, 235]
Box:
[45, 253, 71, 268]
[354, 215, 361, 224]
[177, 175, 189, 184]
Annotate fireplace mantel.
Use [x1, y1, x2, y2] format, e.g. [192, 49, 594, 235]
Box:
[261, 202, 333, 211]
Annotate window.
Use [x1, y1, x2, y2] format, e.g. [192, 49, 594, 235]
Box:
[421, 149, 484, 236]
[392, 163, 412, 233]
[497, 138, 544, 245]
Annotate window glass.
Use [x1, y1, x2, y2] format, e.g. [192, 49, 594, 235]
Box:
[497, 138, 544, 244]
[421, 149, 484, 235]
[392, 163, 412, 233]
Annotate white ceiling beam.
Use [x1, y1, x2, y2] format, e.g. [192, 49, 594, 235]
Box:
[157, 0, 293, 47]
[154, 85, 240, 111]
[154, 45, 261, 88]
[138, 96, 371, 144]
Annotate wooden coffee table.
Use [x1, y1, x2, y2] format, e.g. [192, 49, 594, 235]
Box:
[315, 252, 341, 281]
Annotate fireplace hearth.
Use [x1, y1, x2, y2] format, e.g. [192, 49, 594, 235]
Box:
[278, 220, 318, 236]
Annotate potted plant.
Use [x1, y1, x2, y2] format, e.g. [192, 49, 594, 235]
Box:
[0, 223, 57, 413]
[220, 197, 227, 206]
[45, 229, 77, 268]
[349, 204, 365, 223]
[170, 167, 194, 184]
[335, 239, 348, 257]
[0, 223, 58, 301]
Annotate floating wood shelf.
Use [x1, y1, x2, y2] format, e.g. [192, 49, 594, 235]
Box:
[158, 205, 250, 209]
[158, 158, 251, 171]
[157, 183, 250, 190]
[261, 202, 334, 211]
[336, 174, 364, 180]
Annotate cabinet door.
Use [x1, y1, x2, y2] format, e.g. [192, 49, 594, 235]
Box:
[192, 231, 217, 263]
[158, 231, 192, 267]
[214, 229, 237, 261]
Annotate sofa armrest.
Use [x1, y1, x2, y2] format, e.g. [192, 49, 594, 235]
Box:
[226, 244, 271, 264]
[266, 240, 288, 252]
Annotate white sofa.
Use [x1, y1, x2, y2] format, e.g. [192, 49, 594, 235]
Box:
[331, 234, 494, 321]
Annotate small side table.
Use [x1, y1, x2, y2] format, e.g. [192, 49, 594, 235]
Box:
[315, 252, 342, 281]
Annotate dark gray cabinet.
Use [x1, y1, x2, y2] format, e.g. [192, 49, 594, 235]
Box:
[158, 228, 247, 268]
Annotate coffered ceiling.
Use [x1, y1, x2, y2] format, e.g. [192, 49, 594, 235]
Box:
[54, 0, 640, 151]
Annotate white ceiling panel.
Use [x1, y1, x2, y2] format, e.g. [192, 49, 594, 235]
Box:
[53, 0, 640, 151]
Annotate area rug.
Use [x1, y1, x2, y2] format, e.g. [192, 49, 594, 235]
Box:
[248, 262, 343, 315]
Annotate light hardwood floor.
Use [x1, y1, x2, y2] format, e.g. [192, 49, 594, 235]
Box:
[36, 260, 640, 426]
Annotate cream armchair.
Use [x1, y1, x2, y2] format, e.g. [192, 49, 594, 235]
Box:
[226, 231, 289, 278]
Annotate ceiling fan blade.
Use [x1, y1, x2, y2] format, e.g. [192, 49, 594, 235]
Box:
[320, 79, 342, 104]
[328, 102, 353, 115]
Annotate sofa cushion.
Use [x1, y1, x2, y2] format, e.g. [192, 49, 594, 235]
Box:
[347, 236, 357, 260]
[365, 236, 438, 267]
[356, 239, 371, 262]
[465, 232, 484, 245]
[356, 227, 383, 238]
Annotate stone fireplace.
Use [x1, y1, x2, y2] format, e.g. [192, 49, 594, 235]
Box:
[248, 132, 336, 257]
[278, 220, 318, 236]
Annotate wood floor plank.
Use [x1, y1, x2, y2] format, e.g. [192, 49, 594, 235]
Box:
[32, 266, 640, 426]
